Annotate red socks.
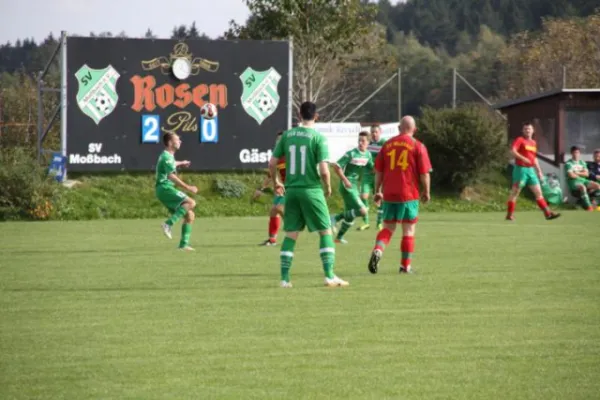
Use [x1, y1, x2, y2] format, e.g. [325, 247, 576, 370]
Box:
[373, 228, 392, 252]
[373, 230, 415, 270]
[506, 200, 516, 216]
[508, 199, 552, 218]
[401, 236, 415, 268]
[268, 216, 280, 242]
[536, 198, 551, 217]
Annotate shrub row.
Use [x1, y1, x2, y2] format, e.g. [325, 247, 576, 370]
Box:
[1, 105, 540, 221]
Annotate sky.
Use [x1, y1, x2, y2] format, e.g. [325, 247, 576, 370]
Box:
[0, 0, 251, 44]
[0, 0, 406, 45]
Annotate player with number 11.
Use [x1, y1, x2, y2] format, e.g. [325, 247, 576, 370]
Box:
[269, 102, 349, 288]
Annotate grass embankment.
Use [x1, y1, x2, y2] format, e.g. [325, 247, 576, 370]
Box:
[52, 169, 545, 220]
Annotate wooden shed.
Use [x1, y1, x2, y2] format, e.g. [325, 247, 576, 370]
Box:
[494, 89, 600, 165]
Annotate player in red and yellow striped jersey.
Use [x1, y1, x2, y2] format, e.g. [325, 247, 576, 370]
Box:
[253, 131, 286, 246]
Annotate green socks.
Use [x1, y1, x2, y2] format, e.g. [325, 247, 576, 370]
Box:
[179, 223, 192, 248]
[279, 235, 336, 281]
[166, 205, 187, 226]
[280, 237, 296, 282]
[362, 199, 370, 224]
[337, 217, 354, 240]
[581, 192, 592, 209]
[335, 209, 361, 222]
[319, 234, 335, 279]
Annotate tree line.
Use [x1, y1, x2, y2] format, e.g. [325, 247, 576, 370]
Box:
[0, 0, 599, 131]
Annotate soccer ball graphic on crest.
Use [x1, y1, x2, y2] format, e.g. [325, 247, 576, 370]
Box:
[200, 103, 218, 120]
[258, 93, 276, 114]
[94, 93, 112, 114]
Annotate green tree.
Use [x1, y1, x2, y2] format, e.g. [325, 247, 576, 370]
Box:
[171, 25, 188, 40]
[188, 22, 201, 39]
[454, 25, 506, 104]
[171, 23, 210, 40]
[378, 0, 596, 55]
[144, 28, 157, 39]
[393, 32, 448, 115]
[419, 104, 507, 191]
[500, 12, 600, 98]
[0, 70, 59, 151]
[226, 0, 392, 120]
[89, 31, 113, 38]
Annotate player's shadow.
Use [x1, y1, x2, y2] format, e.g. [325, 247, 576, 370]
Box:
[4, 244, 260, 254]
[2, 249, 143, 255]
[201, 243, 265, 248]
[2, 286, 197, 292]
[184, 273, 270, 278]
[214, 227, 265, 232]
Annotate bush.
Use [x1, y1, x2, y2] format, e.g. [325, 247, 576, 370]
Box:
[214, 179, 247, 198]
[419, 104, 507, 191]
[0, 148, 60, 220]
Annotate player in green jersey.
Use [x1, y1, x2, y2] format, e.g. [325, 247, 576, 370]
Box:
[270, 102, 349, 288]
[330, 131, 374, 244]
[358, 124, 386, 231]
[156, 133, 198, 251]
[565, 145, 600, 211]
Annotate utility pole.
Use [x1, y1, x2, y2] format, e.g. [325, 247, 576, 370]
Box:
[0, 90, 3, 138]
[452, 68, 457, 109]
[397, 67, 402, 120]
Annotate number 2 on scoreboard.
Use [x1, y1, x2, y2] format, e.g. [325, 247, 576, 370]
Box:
[141, 115, 160, 143]
[386, 148, 409, 171]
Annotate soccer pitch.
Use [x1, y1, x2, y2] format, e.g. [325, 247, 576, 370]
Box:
[1, 212, 599, 399]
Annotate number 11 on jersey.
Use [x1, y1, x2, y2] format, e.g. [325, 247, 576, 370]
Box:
[289, 144, 307, 175]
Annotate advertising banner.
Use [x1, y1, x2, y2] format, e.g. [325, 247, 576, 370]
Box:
[66, 37, 290, 171]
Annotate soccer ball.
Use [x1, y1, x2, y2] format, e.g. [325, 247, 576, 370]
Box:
[200, 103, 218, 120]
[257, 94, 275, 114]
[94, 93, 112, 114]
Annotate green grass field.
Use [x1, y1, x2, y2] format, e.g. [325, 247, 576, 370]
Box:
[1, 212, 599, 399]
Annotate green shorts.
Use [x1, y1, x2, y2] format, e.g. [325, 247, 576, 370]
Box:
[382, 200, 419, 224]
[568, 177, 591, 192]
[512, 165, 540, 188]
[283, 187, 331, 233]
[340, 185, 366, 211]
[156, 185, 187, 212]
[272, 195, 285, 206]
[360, 173, 375, 195]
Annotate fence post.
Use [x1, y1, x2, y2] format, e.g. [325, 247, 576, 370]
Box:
[397, 67, 402, 121]
[37, 72, 43, 163]
[452, 68, 457, 109]
[0, 90, 3, 139]
[60, 31, 68, 180]
[340, 72, 398, 122]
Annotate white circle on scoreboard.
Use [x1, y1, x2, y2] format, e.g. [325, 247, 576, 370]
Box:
[172, 58, 192, 80]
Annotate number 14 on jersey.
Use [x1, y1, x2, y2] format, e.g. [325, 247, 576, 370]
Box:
[386, 148, 409, 171]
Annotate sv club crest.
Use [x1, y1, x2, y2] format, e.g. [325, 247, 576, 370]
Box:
[240, 67, 281, 125]
[75, 64, 120, 125]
